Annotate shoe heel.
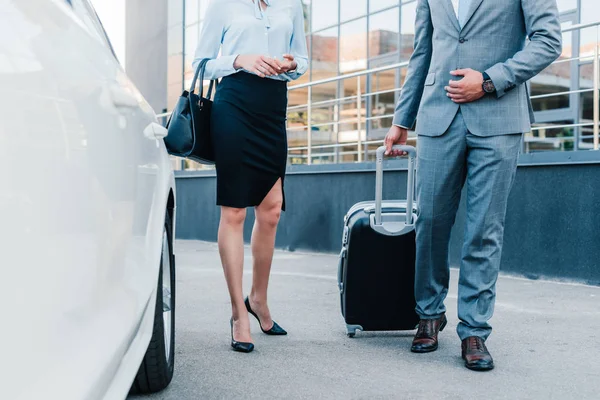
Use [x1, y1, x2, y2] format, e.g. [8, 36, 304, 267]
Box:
[440, 319, 448, 332]
[244, 296, 287, 336]
[230, 317, 254, 353]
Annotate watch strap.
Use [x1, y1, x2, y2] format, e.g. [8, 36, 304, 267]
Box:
[482, 72, 495, 93]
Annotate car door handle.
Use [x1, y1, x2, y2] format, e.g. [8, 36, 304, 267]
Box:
[144, 122, 168, 140]
[109, 85, 138, 108]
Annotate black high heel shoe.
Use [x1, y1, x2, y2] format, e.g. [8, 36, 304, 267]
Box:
[230, 318, 254, 353]
[245, 297, 287, 336]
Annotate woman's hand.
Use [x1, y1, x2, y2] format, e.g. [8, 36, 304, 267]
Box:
[233, 55, 282, 78]
[278, 54, 298, 73]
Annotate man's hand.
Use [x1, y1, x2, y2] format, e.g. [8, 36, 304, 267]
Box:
[445, 68, 485, 103]
[384, 125, 409, 156]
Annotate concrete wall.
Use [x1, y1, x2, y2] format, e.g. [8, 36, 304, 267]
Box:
[174, 151, 600, 285]
[125, 0, 167, 113]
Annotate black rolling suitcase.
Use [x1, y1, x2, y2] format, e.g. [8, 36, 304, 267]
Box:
[338, 145, 419, 337]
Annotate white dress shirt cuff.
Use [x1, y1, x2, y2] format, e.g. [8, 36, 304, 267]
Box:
[217, 54, 239, 75]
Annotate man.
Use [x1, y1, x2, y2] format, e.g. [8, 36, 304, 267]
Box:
[385, 0, 561, 371]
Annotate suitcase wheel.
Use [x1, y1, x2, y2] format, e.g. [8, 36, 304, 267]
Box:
[346, 324, 362, 338]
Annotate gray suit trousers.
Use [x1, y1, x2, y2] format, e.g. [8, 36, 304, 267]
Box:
[415, 110, 521, 340]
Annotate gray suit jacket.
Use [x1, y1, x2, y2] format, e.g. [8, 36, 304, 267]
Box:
[393, 0, 562, 137]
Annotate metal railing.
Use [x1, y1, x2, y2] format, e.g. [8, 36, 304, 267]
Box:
[159, 20, 600, 168]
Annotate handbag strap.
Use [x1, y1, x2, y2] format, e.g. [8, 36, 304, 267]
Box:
[190, 58, 219, 100]
[189, 58, 208, 94]
[207, 79, 219, 99]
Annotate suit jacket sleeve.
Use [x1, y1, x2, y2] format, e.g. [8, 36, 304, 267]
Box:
[485, 0, 562, 99]
[392, 0, 433, 129]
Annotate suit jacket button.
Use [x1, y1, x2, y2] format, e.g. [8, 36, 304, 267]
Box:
[459, 37, 466, 43]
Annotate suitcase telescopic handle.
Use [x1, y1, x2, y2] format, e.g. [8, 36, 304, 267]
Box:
[374, 145, 417, 234]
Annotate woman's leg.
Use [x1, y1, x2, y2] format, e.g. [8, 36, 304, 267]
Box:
[218, 206, 252, 343]
[248, 179, 283, 330]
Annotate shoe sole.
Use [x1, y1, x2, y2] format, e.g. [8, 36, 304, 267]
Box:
[411, 345, 438, 353]
[462, 355, 494, 371]
[464, 362, 494, 371]
[231, 344, 254, 353]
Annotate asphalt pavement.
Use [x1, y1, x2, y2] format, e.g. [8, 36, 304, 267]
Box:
[129, 240, 600, 400]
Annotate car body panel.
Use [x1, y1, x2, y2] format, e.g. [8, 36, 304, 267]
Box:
[0, 0, 175, 398]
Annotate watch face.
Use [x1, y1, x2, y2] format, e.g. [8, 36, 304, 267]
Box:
[483, 80, 495, 93]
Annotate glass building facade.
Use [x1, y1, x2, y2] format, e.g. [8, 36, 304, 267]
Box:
[167, 0, 600, 167]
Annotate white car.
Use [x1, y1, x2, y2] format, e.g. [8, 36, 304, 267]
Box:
[1, 0, 177, 398]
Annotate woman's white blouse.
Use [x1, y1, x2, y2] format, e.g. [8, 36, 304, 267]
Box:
[192, 0, 309, 81]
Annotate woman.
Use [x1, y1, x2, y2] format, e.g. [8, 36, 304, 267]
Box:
[193, 0, 308, 353]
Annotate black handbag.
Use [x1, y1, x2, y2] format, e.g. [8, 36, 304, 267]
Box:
[164, 58, 218, 164]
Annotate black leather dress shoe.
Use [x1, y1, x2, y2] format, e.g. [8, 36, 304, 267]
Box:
[411, 314, 447, 353]
[245, 297, 287, 335]
[462, 336, 494, 371]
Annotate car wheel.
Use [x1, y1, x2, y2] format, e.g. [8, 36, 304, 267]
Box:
[130, 212, 175, 394]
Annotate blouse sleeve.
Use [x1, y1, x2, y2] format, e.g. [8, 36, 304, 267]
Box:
[192, 0, 239, 80]
[285, 0, 309, 80]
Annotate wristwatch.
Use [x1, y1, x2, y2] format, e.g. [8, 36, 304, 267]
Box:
[482, 72, 496, 94]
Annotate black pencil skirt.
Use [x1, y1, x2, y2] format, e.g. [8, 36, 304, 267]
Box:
[211, 72, 288, 211]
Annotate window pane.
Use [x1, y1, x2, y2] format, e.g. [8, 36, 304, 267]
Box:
[301, 1, 311, 33]
[369, 7, 399, 58]
[185, 0, 199, 26]
[579, 25, 598, 63]
[168, 0, 183, 27]
[400, 1, 417, 61]
[312, 0, 338, 31]
[287, 99, 309, 165]
[168, 82, 183, 110]
[579, 89, 596, 149]
[530, 61, 571, 112]
[310, 82, 339, 164]
[331, 74, 367, 163]
[368, 69, 398, 132]
[370, 0, 399, 12]
[556, 0, 577, 13]
[340, 18, 367, 74]
[168, 25, 183, 56]
[579, 63, 594, 92]
[580, 0, 600, 24]
[559, 22, 573, 58]
[341, 0, 367, 22]
[168, 54, 183, 88]
[526, 121, 575, 153]
[287, 82, 309, 164]
[579, 63, 594, 149]
[312, 27, 339, 79]
[184, 23, 199, 61]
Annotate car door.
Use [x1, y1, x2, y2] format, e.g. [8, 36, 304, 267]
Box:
[1, 0, 142, 398]
[67, 0, 169, 382]
[1, 0, 165, 398]
[69, 0, 164, 298]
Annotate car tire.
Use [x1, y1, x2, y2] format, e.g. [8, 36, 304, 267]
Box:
[130, 212, 175, 394]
